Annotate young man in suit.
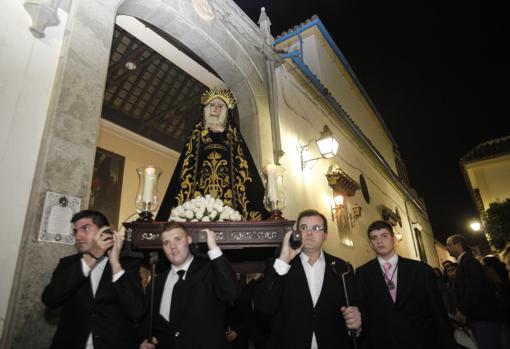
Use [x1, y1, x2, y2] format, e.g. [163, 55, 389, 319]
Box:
[446, 234, 502, 349]
[141, 222, 237, 349]
[42, 210, 145, 349]
[254, 209, 362, 349]
[356, 220, 456, 349]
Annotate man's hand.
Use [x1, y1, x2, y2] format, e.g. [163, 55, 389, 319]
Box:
[203, 229, 218, 250]
[107, 230, 123, 274]
[341, 306, 362, 330]
[455, 311, 467, 325]
[278, 230, 303, 264]
[225, 329, 238, 342]
[89, 226, 114, 258]
[140, 337, 158, 349]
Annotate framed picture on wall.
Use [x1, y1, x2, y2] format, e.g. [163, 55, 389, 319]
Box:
[89, 147, 125, 229]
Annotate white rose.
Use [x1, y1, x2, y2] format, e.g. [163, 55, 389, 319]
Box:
[209, 210, 218, 220]
[195, 210, 204, 219]
[173, 206, 185, 216]
[184, 210, 194, 219]
[173, 216, 186, 222]
[202, 216, 210, 222]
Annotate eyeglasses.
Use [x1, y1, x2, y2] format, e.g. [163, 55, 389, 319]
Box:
[299, 224, 324, 232]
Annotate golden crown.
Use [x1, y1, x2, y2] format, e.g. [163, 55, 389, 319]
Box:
[201, 88, 237, 109]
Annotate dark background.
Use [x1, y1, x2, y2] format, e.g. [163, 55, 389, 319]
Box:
[233, 0, 509, 246]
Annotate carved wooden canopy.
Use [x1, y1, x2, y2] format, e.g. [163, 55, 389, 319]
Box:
[381, 205, 402, 227]
[325, 170, 361, 197]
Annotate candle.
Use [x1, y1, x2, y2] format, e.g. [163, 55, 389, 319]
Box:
[266, 164, 278, 203]
[142, 167, 156, 203]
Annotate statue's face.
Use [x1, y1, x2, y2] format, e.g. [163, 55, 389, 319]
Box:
[204, 97, 227, 130]
[209, 98, 225, 118]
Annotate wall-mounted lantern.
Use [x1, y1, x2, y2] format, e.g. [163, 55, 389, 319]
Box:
[299, 125, 339, 170]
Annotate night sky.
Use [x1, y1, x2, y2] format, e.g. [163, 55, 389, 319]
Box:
[234, 0, 509, 246]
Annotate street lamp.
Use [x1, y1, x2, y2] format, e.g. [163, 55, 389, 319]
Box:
[470, 221, 481, 232]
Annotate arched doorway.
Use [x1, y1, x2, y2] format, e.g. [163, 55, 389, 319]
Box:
[4, 1, 272, 347]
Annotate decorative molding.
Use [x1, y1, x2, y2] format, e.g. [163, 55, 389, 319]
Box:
[326, 170, 360, 196]
[23, 0, 61, 38]
[100, 119, 179, 160]
[381, 205, 402, 227]
[411, 222, 423, 231]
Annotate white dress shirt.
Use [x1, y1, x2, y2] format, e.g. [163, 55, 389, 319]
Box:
[159, 247, 222, 321]
[81, 257, 125, 349]
[274, 251, 326, 349]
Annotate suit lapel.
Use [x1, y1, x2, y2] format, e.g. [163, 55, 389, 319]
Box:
[292, 255, 315, 309]
[94, 259, 112, 299]
[395, 257, 410, 305]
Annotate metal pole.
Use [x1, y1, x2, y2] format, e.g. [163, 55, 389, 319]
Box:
[332, 261, 358, 349]
[147, 252, 158, 341]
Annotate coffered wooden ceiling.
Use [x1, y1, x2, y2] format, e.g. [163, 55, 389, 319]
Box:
[102, 23, 217, 152]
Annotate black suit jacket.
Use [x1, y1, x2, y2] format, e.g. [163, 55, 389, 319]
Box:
[254, 252, 359, 349]
[454, 252, 501, 322]
[149, 255, 237, 349]
[42, 253, 145, 349]
[356, 256, 456, 349]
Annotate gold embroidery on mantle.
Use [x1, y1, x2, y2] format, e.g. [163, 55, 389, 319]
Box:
[198, 151, 230, 203]
[174, 122, 264, 220]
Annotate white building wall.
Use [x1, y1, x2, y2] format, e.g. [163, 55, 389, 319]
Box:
[275, 66, 437, 268]
[284, 34, 398, 174]
[0, 1, 69, 336]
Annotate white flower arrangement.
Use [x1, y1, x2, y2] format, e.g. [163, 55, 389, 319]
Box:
[169, 194, 242, 222]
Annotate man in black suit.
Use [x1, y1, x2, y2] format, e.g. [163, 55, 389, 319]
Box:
[356, 220, 455, 349]
[42, 210, 145, 349]
[254, 209, 361, 349]
[141, 222, 237, 349]
[446, 234, 502, 349]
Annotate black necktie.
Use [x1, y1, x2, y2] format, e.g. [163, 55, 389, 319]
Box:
[169, 270, 186, 328]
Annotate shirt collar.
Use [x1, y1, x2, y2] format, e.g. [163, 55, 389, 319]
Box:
[300, 250, 325, 264]
[377, 254, 398, 269]
[457, 251, 466, 263]
[171, 255, 194, 279]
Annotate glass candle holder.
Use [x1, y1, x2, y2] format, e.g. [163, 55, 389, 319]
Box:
[262, 164, 286, 220]
[135, 166, 163, 220]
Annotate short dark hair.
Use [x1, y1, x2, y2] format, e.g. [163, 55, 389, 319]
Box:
[161, 222, 189, 236]
[296, 209, 328, 233]
[71, 210, 109, 228]
[367, 220, 394, 239]
[448, 234, 472, 253]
